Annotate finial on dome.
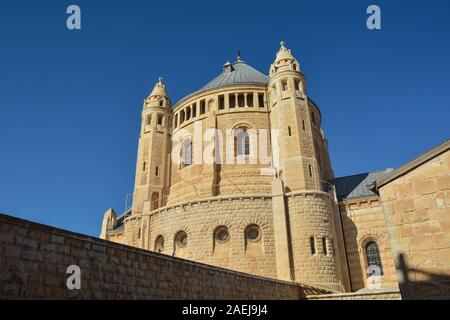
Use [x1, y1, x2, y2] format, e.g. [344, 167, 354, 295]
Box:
[280, 41, 286, 48]
[236, 50, 242, 62]
[158, 76, 163, 84]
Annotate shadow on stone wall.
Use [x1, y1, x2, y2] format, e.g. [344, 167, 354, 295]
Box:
[396, 253, 450, 300]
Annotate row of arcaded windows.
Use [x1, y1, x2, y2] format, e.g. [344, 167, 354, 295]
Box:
[173, 92, 265, 129]
[217, 92, 265, 110]
[153, 224, 261, 254]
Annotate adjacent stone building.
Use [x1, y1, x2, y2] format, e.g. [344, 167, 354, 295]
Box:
[99, 42, 449, 297]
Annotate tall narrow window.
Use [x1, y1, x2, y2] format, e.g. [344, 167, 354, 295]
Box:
[143, 161, 146, 171]
[235, 128, 250, 156]
[310, 237, 316, 255]
[366, 241, 384, 275]
[311, 112, 317, 127]
[282, 79, 288, 91]
[302, 120, 306, 131]
[309, 165, 313, 177]
[218, 95, 224, 109]
[258, 93, 264, 108]
[146, 115, 152, 125]
[288, 126, 292, 136]
[157, 114, 163, 126]
[237, 93, 245, 107]
[192, 103, 197, 117]
[294, 79, 300, 91]
[155, 166, 159, 176]
[229, 94, 236, 108]
[181, 139, 192, 167]
[247, 93, 254, 107]
[200, 99, 206, 114]
[173, 114, 178, 128]
[322, 237, 327, 255]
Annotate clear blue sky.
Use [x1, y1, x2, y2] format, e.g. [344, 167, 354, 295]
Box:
[0, 0, 449, 236]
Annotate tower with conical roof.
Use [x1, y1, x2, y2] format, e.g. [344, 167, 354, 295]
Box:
[132, 78, 172, 219]
[268, 42, 344, 290]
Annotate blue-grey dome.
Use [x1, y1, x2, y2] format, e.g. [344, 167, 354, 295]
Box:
[201, 60, 268, 90]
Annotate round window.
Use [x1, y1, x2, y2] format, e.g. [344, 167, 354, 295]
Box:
[215, 227, 230, 243]
[175, 231, 187, 247]
[246, 225, 260, 241]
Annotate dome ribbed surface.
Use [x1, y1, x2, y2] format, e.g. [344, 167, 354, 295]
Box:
[201, 61, 268, 90]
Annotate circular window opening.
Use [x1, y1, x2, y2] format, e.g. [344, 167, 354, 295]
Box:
[175, 231, 187, 248]
[246, 225, 261, 242]
[215, 227, 230, 243]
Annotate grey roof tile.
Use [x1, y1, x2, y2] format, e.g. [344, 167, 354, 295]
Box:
[332, 168, 393, 200]
[201, 61, 268, 90]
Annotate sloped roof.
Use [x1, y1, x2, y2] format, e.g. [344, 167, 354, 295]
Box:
[201, 60, 268, 90]
[332, 168, 393, 200]
[374, 139, 450, 190]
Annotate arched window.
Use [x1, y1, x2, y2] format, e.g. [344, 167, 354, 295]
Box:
[365, 241, 384, 275]
[154, 235, 164, 253]
[245, 224, 261, 242]
[235, 127, 250, 156]
[175, 231, 187, 248]
[181, 139, 192, 167]
[151, 192, 159, 210]
[214, 226, 230, 243]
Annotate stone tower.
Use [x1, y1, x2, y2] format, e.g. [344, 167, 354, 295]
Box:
[268, 42, 343, 291]
[132, 78, 172, 215]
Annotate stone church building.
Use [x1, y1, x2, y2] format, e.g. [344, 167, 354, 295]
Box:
[100, 42, 450, 298]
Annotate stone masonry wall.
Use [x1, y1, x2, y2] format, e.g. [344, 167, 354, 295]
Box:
[133, 196, 278, 279]
[0, 213, 325, 299]
[379, 149, 450, 299]
[339, 197, 399, 291]
[286, 191, 343, 292]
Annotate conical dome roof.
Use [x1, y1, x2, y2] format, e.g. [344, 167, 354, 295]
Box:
[275, 41, 295, 62]
[149, 77, 168, 98]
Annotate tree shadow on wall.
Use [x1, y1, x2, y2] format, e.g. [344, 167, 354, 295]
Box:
[396, 253, 450, 300]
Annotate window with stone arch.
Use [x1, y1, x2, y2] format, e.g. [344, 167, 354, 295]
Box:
[234, 127, 250, 156]
[175, 231, 188, 248]
[181, 138, 192, 167]
[154, 235, 164, 253]
[214, 226, 230, 244]
[365, 241, 384, 276]
[245, 224, 261, 242]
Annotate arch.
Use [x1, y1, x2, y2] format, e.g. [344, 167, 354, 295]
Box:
[233, 124, 253, 157]
[245, 224, 262, 242]
[365, 241, 384, 276]
[154, 235, 164, 253]
[214, 225, 230, 243]
[151, 192, 159, 210]
[180, 138, 192, 167]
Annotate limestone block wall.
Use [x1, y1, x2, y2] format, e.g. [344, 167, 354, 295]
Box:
[131, 196, 278, 278]
[339, 197, 399, 291]
[286, 191, 343, 291]
[0, 213, 328, 300]
[306, 289, 401, 300]
[379, 149, 450, 299]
